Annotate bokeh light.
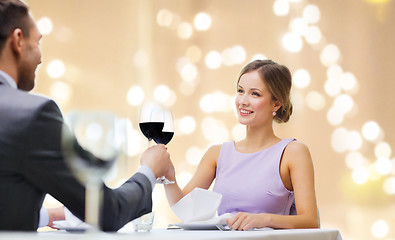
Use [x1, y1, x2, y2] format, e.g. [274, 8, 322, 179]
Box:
[345, 151, 366, 169]
[333, 94, 354, 115]
[304, 26, 322, 44]
[127, 86, 145, 106]
[331, 127, 350, 152]
[37, 17, 53, 35]
[251, 54, 268, 61]
[340, 72, 358, 93]
[186, 45, 202, 63]
[352, 166, 369, 185]
[273, 0, 290, 16]
[46, 59, 65, 79]
[49, 81, 72, 103]
[282, 32, 303, 52]
[371, 220, 389, 239]
[200, 91, 232, 113]
[232, 124, 246, 142]
[177, 116, 196, 135]
[133, 49, 150, 68]
[222, 45, 246, 66]
[186, 147, 204, 166]
[305, 91, 326, 111]
[126, 128, 143, 157]
[320, 44, 341, 66]
[324, 77, 341, 97]
[201, 117, 229, 143]
[303, 4, 321, 23]
[383, 177, 395, 195]
[327, 107, 344, 126]
[177, 22, 193, 39]
[290, 18, 308, 36]
[194, 12, 212, 31]
[179, 61, 198, 83]
[374, 141, 392, 158]
[205, 51, 222, 69]
[157, 9, 174, 27]
[293, 69, 311, 89]
[362, 121, 381, 142]
[375, 157, 392, 175]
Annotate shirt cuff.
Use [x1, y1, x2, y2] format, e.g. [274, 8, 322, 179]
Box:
[137, 165, 156, 191]
[38, 206, 49, 228]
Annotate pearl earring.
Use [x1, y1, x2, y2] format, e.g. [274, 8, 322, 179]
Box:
[272, 111, 276, 117]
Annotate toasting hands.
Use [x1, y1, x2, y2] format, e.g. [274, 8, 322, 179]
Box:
[140, 144, 171, 179]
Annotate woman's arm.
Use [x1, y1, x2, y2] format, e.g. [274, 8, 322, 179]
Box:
[227, 141, 319, 230]
[164, 145, 220, 206]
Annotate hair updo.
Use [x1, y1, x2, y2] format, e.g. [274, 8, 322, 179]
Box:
[237, 59, 293, 123]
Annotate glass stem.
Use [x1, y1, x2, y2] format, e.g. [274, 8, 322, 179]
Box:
[86, 180, 102, 231]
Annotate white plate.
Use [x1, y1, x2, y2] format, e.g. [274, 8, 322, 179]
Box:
[56, 227, 87, 233]
[168, 223, 220, 230]
[52, 220, 91, 232]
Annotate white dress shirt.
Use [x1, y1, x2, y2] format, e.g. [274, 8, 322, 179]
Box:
[0, 70, 17, 89]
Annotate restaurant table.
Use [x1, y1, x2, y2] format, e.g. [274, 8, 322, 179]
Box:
[0, 228, 342, 240]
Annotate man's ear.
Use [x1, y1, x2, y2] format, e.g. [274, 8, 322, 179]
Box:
[10, 28, 24, 55]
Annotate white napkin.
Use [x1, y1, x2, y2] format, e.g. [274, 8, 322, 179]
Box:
[53, 207, 91, 230]
[171, 188, 225, 223]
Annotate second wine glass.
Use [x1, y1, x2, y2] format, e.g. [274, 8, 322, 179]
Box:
[153, 108, 174, 184]
[62, 111, 120, 232]
[138, 102, 174, 184]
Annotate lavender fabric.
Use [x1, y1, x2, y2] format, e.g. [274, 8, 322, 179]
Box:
[213, 138, 296, 216]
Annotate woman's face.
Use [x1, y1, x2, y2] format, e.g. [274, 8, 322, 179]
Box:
[235, 70, 278, 127]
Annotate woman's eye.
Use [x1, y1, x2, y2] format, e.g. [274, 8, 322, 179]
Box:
[252, 92, 261, 96]
[237, 89, 244, 93]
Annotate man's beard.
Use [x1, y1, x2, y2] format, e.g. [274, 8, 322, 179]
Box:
[17, 67, 35, 91]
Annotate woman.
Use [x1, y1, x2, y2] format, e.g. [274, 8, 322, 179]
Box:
[165, 59, 319, 230]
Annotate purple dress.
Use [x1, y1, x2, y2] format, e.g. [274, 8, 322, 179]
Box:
[213, 138, 296, 216]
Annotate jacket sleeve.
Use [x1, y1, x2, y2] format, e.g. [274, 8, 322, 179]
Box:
[22, 99, 152, 231]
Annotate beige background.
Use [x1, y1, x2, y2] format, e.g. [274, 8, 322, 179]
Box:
[25, 0, 395, 239]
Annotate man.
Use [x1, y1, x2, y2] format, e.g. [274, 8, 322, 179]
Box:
[0, 0, 171, 231]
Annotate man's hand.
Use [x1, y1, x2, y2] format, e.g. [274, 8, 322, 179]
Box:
[140, 144, 171, 178]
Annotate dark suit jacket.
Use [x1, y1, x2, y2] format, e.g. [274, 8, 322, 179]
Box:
[0, 75, 152, 231]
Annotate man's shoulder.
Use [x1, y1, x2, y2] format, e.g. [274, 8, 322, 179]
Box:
[0, 87, 60, 120]
[3, 87, 55, 108]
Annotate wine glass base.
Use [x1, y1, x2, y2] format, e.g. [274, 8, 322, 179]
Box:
[156, 177, 175, 184]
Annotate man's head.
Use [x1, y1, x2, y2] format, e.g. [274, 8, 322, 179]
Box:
[0, 0, 42, 91]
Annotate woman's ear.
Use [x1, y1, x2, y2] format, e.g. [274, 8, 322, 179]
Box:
[273, 100, 282, 112]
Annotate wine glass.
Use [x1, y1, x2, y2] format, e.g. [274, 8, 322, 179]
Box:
[139, 102, 164, 145]
[139, 102, 174, 184]
[153, 108, 174, 184]
[61, 111, 120, 232]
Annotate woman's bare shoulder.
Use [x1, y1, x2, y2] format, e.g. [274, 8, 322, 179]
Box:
[285, 140, 310, 154]
[204, 144, 222, 158]
[283, 140, 312, 166]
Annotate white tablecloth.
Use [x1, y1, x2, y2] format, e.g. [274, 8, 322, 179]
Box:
[0, 228, 342, 240]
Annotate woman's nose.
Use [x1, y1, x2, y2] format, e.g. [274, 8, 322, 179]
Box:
[237, 94, 249, 106]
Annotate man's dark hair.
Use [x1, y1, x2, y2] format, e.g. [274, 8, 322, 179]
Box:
[0, 0, 31, 51]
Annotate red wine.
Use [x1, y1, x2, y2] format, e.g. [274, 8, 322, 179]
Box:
[139, 122, 164, 140]
[154, 131, 174, 145]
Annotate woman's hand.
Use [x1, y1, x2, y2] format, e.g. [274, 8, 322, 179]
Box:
[164, 158, 176, 182]
[226, 212, 267, 231]
[47, 206, 65, 229]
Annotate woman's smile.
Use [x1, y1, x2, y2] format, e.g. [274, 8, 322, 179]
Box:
[239, 108, 254, 116]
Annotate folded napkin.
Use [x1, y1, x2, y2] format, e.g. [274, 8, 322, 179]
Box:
[53, 208, 91, 230]
[171, 188, 225, 223]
